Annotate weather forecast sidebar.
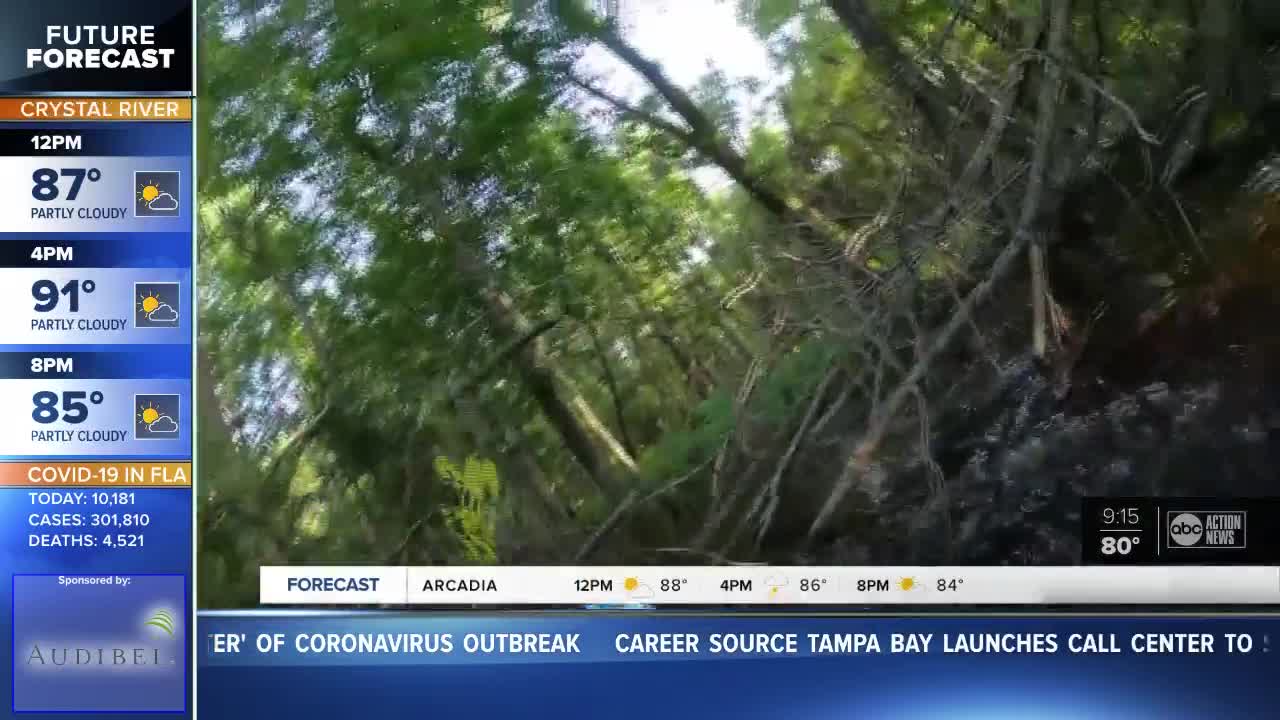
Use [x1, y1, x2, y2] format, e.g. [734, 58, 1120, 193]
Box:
[0, 2, 195, 716]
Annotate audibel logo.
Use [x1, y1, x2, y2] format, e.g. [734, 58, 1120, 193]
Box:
[1167, 511, 1247, 549]
[13, 574, 185, 713]
[24, 605, 180, 669]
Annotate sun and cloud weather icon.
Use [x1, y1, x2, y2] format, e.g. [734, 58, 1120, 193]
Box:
[623, 577, 654, 600]
[134, 282, 180, 328]
[135, 394, 180, 440]
[766, 575, 788, 600]
[134, 171, 180, 217]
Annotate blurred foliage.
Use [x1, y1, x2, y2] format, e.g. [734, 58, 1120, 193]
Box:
[197, 0, 1280, 606]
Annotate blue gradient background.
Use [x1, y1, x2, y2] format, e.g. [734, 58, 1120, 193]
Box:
[1, 488, 190, 576]
[0, 350, 189, 380]
[0, 490, 190, 717]
[0, 235, 192, 268]
[0, 112, 193, 717]
[0, 126, 191, 157]
[13, 574, 186, 712]
[197, 613, 1279, 719]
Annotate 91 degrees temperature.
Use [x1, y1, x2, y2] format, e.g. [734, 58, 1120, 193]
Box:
[33, 279, 95, 312]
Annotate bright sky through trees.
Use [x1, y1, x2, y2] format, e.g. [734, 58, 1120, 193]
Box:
[577, 0, 783, 190]
[580, 1, 774, 98]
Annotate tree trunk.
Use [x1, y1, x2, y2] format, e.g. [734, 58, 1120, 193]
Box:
[1029, 0, 1071, 361]
[825, 0, 961, 141]
[196, 344, 254, 497]
[590, 243, 717, 396]
[454, 235, 635, 500]
[587, 323, 639, 457]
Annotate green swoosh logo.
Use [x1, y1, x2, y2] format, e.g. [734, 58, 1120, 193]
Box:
[144, 610, 175, 637]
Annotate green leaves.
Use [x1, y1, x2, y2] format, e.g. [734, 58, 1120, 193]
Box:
[434, 455, 501, 507]
[196, 0, 1270, 600]
[434, 455, 501, 562]
[738, 0, 808, 39]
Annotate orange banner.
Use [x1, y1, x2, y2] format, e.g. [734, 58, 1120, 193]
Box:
[0, 462, 190, 487]
[0, 98, 191, 121]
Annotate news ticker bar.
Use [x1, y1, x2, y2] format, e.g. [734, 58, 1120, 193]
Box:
[260, 566, 1280, 605]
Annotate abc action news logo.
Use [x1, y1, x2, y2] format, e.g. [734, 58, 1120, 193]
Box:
[1166, 511, 1247, 549]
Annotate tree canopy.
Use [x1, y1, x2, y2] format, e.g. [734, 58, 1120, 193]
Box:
[198, 0, 1280, 606]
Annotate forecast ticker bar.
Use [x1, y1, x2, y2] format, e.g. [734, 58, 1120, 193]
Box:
[259, 565, 1280, 606]
[0, 2, 194, 715]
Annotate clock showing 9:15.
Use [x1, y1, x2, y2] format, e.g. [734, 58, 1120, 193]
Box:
[1083, 499, 1155, 563]
[1101, 506, 1142, 527]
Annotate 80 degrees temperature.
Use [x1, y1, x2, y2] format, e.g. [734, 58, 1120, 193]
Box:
[1100, 535, 1141, 556]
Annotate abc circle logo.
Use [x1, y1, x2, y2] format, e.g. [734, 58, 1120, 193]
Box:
[1169, 513, 1203, 546]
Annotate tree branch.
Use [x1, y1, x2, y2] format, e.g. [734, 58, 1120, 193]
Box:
[449, 315, 564, 400]
[826, 0, 964, 140]
[805, 0, 1073, 545]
